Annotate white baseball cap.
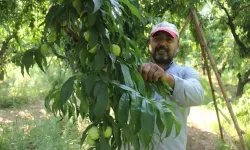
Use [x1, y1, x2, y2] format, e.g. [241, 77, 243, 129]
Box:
[150, 21, 179, 38]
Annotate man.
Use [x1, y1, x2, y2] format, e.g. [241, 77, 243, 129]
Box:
[139, 21, 204, 150]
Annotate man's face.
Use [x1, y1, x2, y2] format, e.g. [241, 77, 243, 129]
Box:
[149, 31, 179, 65]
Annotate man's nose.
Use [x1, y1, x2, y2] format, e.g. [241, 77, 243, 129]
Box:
[158, 40, 168, 47]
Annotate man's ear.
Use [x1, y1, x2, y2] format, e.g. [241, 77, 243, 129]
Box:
[177, 42, 180, 52]
[148, 44, 152, 52]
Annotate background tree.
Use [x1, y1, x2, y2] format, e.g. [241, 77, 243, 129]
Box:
[0, 0, 49, 80]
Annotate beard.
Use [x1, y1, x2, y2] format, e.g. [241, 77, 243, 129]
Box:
[151, 45, 174, 65]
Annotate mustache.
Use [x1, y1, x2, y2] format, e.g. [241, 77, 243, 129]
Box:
[155, 45, 169, 52]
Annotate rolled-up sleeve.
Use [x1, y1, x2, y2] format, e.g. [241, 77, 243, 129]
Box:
[171, 67, 204, 107]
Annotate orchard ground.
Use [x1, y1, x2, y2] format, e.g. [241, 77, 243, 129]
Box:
[0, 100, 233, 150]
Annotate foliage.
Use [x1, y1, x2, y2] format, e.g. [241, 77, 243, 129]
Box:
[40, 0, 182, 149]
[0, 116, 85, 150]
[235, 89, 250, 126]
[0, 61, 70, 108]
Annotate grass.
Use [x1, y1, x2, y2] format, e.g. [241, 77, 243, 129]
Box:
[0, 115, 89, 150]
[0, 61, 71, 108]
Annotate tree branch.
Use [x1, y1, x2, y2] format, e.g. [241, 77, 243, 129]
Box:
[63, 26, 80, 42]
[217, 1, 247, 49]
[48, 43, 68, 60]
[0, 34, 14, 57]
[239, 4, 250, 12]
[217, 1, 249, 56]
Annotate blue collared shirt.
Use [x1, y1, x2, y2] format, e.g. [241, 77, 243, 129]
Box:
[152, 61, 204, 150]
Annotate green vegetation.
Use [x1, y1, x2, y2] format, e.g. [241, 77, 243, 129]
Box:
[0, 116, 85, 150]
[0, 0, 250, 149]
[0, 61, 70, 108]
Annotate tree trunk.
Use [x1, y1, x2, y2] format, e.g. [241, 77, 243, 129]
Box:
[0, 70, 4, 81]
[236, 74, 244, 96]
[236, 69, 250, 97]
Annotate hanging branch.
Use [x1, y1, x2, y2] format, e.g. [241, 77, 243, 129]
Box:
[63, 25, 80, 42]
[217, 1, 249, 57]
[238, 4, 250, 12]
[190, 6, 248, 150]
[0, 35, 14, 57]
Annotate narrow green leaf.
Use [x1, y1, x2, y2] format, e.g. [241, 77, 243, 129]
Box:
[131, 134, 140, 150]
[139, 100, 155, 148]
[80, 124, 95, 145]
[117, 0, 140, 19]
[60, 76, 76, 104]
[22, 49, 34, 75]
[174, 118, 181, 137]
[94, 48, 105, 72]
[120, 63, 134, 88]
[34, 49, 45, 72]
[78, 87, 88, 119]
[111, 80, 141, 97]
[89, 28, 98, 49]
[45, 89, 59, 112]
[100, 134, 111, 150]
[101, 36, 110, 53]
[156, 103, 174, 138]
[156, 110, 164, 137]
[129, 93, 141, 134]
[93, 82, 102, 98]
[131, 71, 145, 95]
[93, 83, 108, 120]
[118, 93, 130, 126]
[82, 74, 95, 96]
[21, 64, 24, 76]
[99, 70, 109, 84]
[111, 121, 122, 149]
[109, 53, 116, 69]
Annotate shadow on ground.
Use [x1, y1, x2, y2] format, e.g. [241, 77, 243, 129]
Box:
[187, 122, 219, 150]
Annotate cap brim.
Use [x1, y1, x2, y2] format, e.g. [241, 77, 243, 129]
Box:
[151, 29, 177, 38]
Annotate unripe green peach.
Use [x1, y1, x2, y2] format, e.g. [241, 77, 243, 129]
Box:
[86, 136, 96, 146]
[104, 126, 112, 138]
[88, 126, 100, 140]
[111, 44, 121, 56]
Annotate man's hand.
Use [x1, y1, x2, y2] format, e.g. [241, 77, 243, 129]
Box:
[138, 63, 165, 82]
[138, 63, 174, 88]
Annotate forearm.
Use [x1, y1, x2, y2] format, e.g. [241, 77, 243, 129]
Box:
[171, 75, 204, 107]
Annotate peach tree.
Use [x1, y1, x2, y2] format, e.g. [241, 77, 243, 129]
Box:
[29, 0, 182, 149]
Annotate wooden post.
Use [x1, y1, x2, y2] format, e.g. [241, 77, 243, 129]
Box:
[199, 42, 224, 140]
[190, 6, 248, 150]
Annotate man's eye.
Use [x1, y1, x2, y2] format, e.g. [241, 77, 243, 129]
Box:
[154, 36, 163, 41]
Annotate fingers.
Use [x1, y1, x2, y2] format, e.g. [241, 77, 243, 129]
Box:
[141, 63, 151, 81]
[147, 65, 158, 82]
[139, 63, 164, 82]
